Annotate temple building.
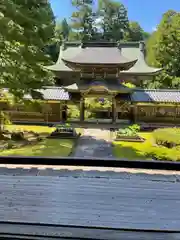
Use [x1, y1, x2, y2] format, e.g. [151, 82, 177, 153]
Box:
[3, 41, 180, 125]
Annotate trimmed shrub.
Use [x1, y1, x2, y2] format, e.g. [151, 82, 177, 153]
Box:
[117, 124, 140, 137]
[153, 128, 180, 148]
[145, 145, 180, 161]
[11, 132, 25, 141]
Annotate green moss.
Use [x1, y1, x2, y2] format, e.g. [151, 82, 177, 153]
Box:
[5, 124, 55, 134]
[113, 131, 180, 161]
[153, 128, 180, 147]
[113, 133, 153, 160]
[1, 139, 75, 157]
[145, 145, 180, 161]
[2, 124, 76, 157]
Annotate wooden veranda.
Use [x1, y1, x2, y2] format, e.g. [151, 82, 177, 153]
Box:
[0, 157, 180, 239]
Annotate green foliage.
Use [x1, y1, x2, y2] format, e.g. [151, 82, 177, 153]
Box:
[84, 110, 93, 119]
[0, 0, 55, 97]
[54, 123, 74, 134]
[143, 31, 151, 40]
[153, 128, 180, 148]
[144, 128, 180, 161]
[146, 10, 180, 88]
[0, 112, 11, 125]
[114, 132, 180, 161]
[97, 0, 129, 41]
[85, 97, 111, 109]
[122, 82, 136, 88]
[145, 145, 180, 161]
[11, 132, 25, 141]
[55, 18, 70, 42]
[124, 21, 144, 41]
[71, 0, 95, 41]
[117, 124, 140, 137]
[55, 123, 71, 129]
[68, 0, 147, 42]
[129, 124, 140, 132]
[67, 105, 80, 119]
[0, 90, 13, 131]
[1, 138, 74, 157]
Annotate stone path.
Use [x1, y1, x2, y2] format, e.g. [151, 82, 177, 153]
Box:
[73, 128, 114, 158]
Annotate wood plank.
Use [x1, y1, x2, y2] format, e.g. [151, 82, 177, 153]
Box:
[0, 173, 180, 232]
[0, 223, 180, 240]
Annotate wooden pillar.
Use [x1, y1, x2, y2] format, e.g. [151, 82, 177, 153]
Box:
[111, 96, 117, 123]
[59, 102, 63, 122]
[133, 103, 138, 123]
[80, 96, 85, 122]
[45, 101, 49, 124]
[175, 104, 178, 121]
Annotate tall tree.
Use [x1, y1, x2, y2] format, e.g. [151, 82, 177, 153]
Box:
[143, 31, 151, 40]
[97, 0, 129, 41]
[71, 0, 95, 41]
[55, 18, 70, 41]
[124, 21, 144, 41]
[146, 10, 180, 88]
[124, 21, 151, 42]
[0, 0, 55, 97]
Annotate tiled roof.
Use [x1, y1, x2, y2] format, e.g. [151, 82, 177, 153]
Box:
[45, 41, 161, 75]
[46, 46, 82, 72]
[64, 80, 133, 93]
[62, 47, 137, 65]
[131, 89, 180, 103]
[24, 87, 70, 101]
[121, 48, 161, 75]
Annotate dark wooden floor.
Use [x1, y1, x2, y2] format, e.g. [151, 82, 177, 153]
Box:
[0, 167, 180, 239]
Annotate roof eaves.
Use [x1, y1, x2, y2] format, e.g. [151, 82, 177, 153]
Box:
[24, 87, 70, 101]
[135, 89, 180, 92]
[121, 68, 162, 75]
[62, 57, 138, 66]
[131, 89, 180, 103]
[44, 64, 72, 72]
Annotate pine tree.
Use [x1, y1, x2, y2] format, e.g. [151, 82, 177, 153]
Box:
[71, 0, 95, 41]
[124, 21, 144, 41]
[0, 0, 55, 97]
[97, 0, 129, 41]
[55, 18, 70, 41]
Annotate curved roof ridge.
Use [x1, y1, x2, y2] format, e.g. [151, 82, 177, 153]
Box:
[45, 44, 82, 72]
[43, 86, 64, 89]
[135, 89, 180, 92]
[45, 41, 162, 76]
[62, 47, 137, 65]
[121, 49, 162, 75]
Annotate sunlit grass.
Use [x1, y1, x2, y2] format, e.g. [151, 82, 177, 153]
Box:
[1, 139, 74, 157]
[5, 124, 55, 134]
[113, 133, 153, 160]
[2, 124, 77, 157]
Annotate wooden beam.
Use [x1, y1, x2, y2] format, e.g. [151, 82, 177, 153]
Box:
[80, 96, 85, 122]
[111, 96, 117, 123]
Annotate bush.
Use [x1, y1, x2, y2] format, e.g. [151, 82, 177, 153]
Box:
[7, 142, 14, 149]
[11, 132, 25, 141]
[145, 145, 180, 161]
[117, 124, 140, 137]
[67, 106, 80, 119]
[153, 128, 180, 148]
[55, 123, 71, 129]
